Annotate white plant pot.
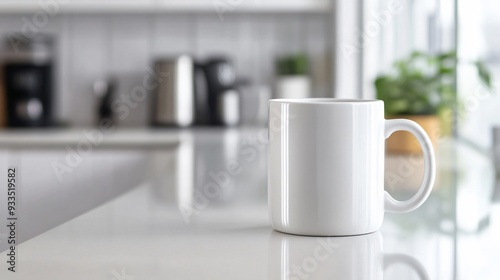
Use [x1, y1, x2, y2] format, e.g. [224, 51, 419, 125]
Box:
[275, 76, 311, 99]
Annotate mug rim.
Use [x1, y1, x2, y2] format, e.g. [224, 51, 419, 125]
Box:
[269, 98, 382, 104]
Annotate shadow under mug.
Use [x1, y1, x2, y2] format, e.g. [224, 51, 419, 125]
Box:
[268, 231, 429, 280]
[268, 99, 436, 236]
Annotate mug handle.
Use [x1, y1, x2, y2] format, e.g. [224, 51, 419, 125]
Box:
[384, 119, 436, 213]
[384, 253, 430, 280]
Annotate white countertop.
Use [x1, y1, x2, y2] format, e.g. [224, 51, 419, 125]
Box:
[0, 128, 498, 279]
[0, 128, 179, 149]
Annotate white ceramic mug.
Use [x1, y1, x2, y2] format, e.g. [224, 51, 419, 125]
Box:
[268, 99, 436, 236]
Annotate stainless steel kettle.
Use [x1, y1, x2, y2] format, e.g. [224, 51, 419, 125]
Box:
[151, 55, 194, 127]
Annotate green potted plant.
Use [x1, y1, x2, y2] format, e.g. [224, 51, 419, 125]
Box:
[375, 50, 491, 153]
[275, 53, 311, 99]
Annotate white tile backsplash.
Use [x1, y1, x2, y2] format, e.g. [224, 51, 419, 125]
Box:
[111, 15, 151, 72]
[0, 13, 331, 127]
[152, 14, 194, 57]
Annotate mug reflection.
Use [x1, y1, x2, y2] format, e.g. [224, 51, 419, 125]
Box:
[268, 231, 429, 280]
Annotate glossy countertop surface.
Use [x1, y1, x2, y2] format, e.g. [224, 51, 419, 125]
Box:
[0, 128, 180, 149]
[0, 128, 498, 279]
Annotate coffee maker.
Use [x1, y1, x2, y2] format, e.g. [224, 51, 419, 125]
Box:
[2, 34, 54, 127]
[200, 58, 239, 126]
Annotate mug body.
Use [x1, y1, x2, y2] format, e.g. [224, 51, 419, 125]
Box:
[268, 99, 385, 236]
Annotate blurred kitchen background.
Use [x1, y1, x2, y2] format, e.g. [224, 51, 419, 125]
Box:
[0, 0, 496, 134]
[0, 0, 476, 130]
[0, 1, 334, 128]
[0, 0, 493, 132]
[1, 0, 500, 279]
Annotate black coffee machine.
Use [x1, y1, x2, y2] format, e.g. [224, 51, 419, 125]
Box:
[195, 57, 240, 126]
[2, 34, 54, 127]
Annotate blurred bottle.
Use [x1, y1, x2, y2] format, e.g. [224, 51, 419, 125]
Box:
[93, 77, 116, 126]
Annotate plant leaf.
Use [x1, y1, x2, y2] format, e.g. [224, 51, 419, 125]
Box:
[475, 60, 492, 89]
